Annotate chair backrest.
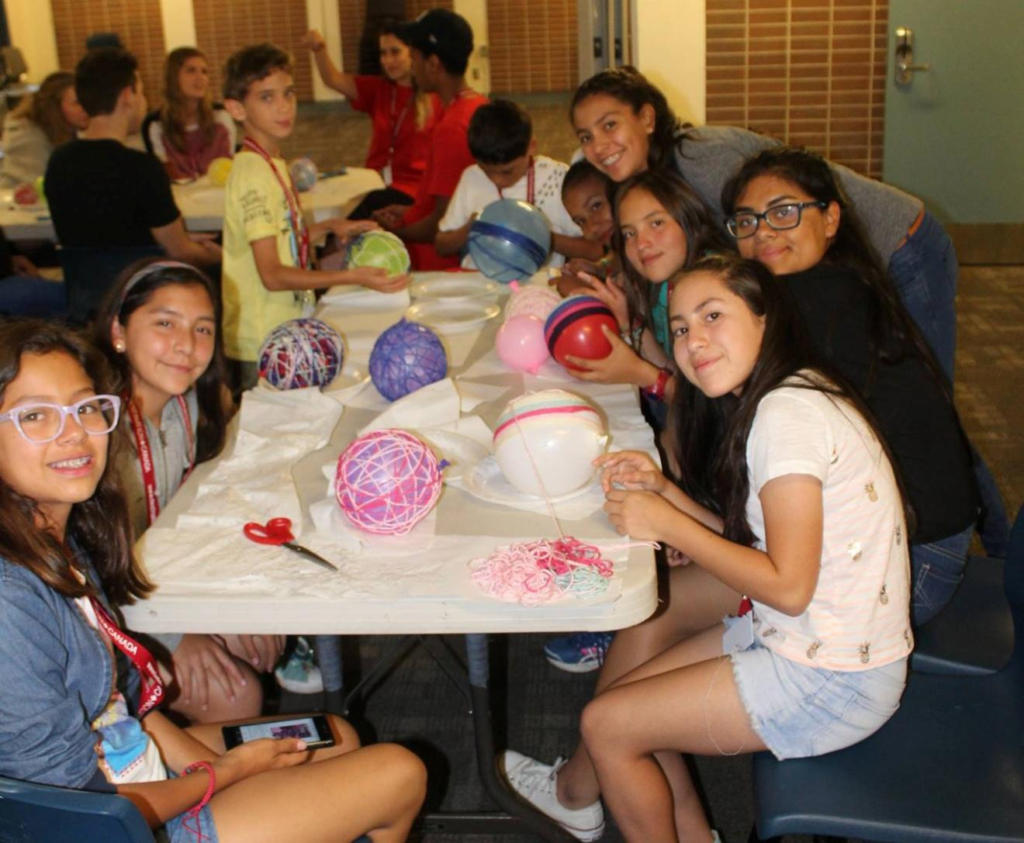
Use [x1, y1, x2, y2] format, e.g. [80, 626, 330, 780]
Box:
[0, 775, 154, 842]
[1004, 505, 1024, 676]
[58, 246, 164, 325]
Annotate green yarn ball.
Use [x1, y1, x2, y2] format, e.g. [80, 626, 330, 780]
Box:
[345, 231, 411, 277]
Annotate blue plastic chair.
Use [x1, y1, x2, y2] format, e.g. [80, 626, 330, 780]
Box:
[0, 775, 154, 842]
[750, 505, 1024, 843]
[911, 554, 1013, 676]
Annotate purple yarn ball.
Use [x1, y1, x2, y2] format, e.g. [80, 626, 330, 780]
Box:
[369, 319, 448, 401]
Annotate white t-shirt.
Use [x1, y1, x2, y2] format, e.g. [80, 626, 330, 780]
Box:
[745, 379, 913, 671]
[438, 154, 582, 270]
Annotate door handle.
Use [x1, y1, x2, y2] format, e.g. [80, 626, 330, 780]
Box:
[895, 27, 930, 85]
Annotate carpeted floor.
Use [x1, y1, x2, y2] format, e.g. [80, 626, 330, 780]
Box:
[274, 100, 1023, 843]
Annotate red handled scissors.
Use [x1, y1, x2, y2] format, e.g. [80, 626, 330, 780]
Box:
[242, 517, 339, 573]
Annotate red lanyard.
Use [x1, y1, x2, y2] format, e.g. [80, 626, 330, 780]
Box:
[126, 396, 194, 527]
[87, 596, 165, 717]
[499, 159, 535, 204]
[387, 84, 413, 160]
[241, 137, 311, 270]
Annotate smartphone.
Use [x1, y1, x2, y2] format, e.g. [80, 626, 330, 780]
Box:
[222, 715, 335, 750]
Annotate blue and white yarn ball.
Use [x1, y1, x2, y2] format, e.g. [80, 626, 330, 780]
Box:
[369, 319, 448, 401]
[258, 318, 344, 389]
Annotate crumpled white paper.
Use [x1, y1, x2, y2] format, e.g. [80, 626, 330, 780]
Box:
[175, 387, 343, 530]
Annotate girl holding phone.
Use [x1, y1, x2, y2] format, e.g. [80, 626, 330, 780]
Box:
[0, 320, 426, 842]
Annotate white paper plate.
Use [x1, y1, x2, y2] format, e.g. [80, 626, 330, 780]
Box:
[414, 429, 490, 482]
[410, 275, 501, 301]
[405, 299, 501, 334]
[463, 455, 597, 506]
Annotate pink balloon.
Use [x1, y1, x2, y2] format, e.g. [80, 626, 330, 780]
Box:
[496, 315, 550, 374]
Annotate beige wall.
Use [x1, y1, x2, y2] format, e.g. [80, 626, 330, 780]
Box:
[6, 0, 60, 82]
[634, 0, 706, 125]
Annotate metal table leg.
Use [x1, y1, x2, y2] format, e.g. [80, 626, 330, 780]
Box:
[460, 632, 576, 842]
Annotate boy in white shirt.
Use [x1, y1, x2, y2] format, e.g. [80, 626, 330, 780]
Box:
[435, 99, 602, 269]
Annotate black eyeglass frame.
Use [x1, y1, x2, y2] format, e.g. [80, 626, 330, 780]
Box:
[725, 200, 830, 239]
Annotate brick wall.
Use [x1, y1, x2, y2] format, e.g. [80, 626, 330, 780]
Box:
[193, 0, 313, 102]
[488, 0, 578, 94]
[50, 0, 166, 109]
[705, 0, 888, 178]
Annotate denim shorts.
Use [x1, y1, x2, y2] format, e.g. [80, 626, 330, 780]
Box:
[730, 641, 907, 760]
[162, 769, 220, 843]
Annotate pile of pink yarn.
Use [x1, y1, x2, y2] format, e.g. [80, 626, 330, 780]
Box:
[469, 537, 613, 606]
[335, 429, 444, 535]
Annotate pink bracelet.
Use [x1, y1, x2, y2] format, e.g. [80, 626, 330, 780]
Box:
[642, 368, 671, 401]
[182, 761, 216, 842]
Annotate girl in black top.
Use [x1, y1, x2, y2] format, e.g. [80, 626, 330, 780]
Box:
[722, 146, 978, 624]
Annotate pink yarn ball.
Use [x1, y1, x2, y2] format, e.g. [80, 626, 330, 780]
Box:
[504, 284, 561, 324]
[334, 429, 444, 535]
[495, 315, 550, 374]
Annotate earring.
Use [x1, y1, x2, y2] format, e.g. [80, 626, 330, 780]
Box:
[114, 341, 126, 353]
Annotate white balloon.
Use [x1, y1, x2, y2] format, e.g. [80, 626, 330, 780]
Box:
[494, 416, 607, 497]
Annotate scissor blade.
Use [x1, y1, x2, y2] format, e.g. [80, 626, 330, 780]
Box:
[283, 542, 339, 572]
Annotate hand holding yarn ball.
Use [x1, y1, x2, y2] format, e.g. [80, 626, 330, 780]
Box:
[469, 198, 551, 283]
[290, 157, 318, 192]
[369, 319, 448, 401]
[493, 390, 607, 498]
[345, 231, 411, 277]
[495, 316, 549, 374]
[335, 429, 444, 535]
[258, 318, 344, 390]
[544, 296, 619, 372]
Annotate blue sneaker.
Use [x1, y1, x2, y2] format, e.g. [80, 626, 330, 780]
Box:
[544, 632, 613, 673]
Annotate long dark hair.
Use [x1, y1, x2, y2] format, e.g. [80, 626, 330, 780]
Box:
[612, 169, 731, 339]
[720, 146, 950, 395]
[93, 259, 229, 463]
[670, 254, 904, 546]
[571, 65, 689, 176]
[0, 321, 151, 605]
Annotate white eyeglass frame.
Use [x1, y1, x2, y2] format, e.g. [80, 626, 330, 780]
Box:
[0, 394, 122, 443]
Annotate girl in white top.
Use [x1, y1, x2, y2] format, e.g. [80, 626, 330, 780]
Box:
[0, 71, 88, 189]
[501, 254, 911, 842]
[93, 259, 281, 726]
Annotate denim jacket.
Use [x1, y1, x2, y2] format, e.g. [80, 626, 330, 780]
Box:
[0, 552, 120, 792]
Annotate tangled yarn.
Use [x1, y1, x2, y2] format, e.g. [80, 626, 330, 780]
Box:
[258, 318, 344, 389]
[469, 537, 614, 606]
[335, 429, 444, 535]
[504, 282, 561, 323]
[369, 319, 448, 401]
[345, 230, 411, 277]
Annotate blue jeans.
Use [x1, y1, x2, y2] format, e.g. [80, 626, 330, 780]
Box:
[888, 214, 1009, 557]
[910, 523, 974, 626]
[887, 210, 957, 381]
[0, 274, 66, 318]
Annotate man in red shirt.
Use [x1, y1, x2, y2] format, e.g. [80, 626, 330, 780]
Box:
[373, 9, 487, 270]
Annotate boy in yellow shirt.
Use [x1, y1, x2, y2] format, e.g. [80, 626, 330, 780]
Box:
[221, 43, 408, 388]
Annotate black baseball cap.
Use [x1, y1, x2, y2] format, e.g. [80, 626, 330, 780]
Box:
[402, 9, 474, 72]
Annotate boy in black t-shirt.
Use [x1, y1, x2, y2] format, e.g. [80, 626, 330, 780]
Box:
[46, 49, 220, 266]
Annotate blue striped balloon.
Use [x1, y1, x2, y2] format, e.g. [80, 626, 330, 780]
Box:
[468, 198, 551, 283]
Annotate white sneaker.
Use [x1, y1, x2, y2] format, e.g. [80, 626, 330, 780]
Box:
[500, 750, 605, 841]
